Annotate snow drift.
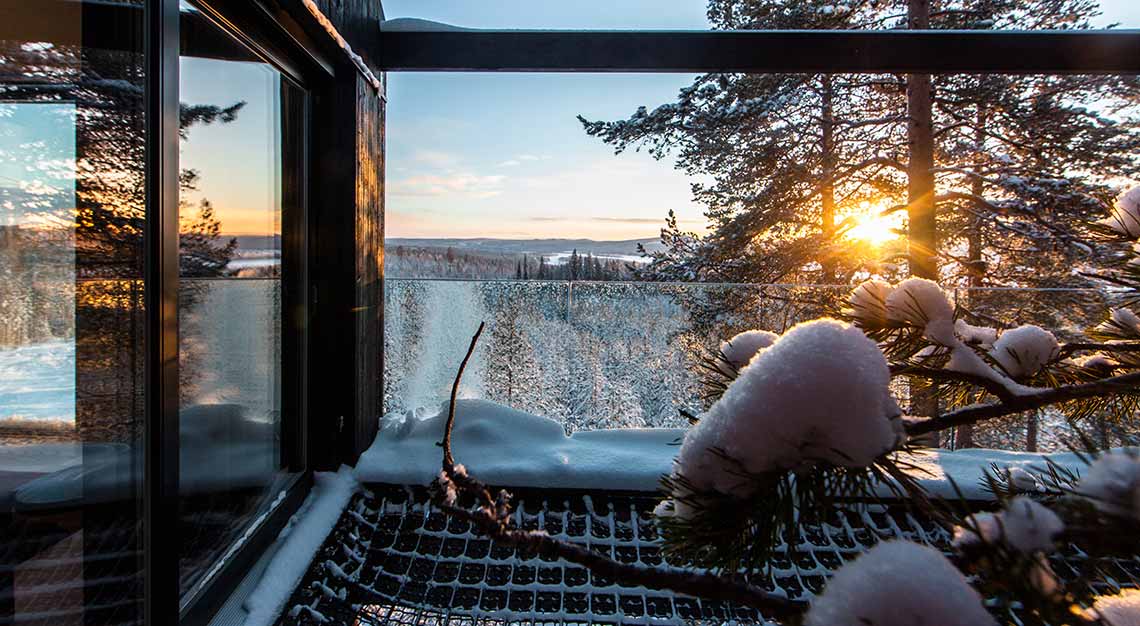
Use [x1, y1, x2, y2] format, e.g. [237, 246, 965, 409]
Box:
[356, 399, 682, 490]
[356, 399, 1094, 500]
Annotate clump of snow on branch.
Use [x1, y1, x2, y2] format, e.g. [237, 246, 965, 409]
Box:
[1078, 452, 1140, 521]
[999, 496, 1064, 552]
[848, 279, 892, 327]
[1097, 186, 1140, 238]
[669, 319, 904, 501]
[1113, 308, 1140, 331]
[886, 277, 954, 326]
[990, 325, 1059, 379]
[1099, 308, 1140, 338]
[1007, 466, 1043, 492]
[1071, 353, 1119, 373]
[1093, 588, 1140, 626]
[953, 511, 1003, 546]
[955, 319, 998, 347]
[849, 278, 1037, 393]
[804, 540, 998, 626]
[719, 329, 779, 369]
[953, 496, 1063, 554]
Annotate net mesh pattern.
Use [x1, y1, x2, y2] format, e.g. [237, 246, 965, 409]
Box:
[276, 483, 1140, 626]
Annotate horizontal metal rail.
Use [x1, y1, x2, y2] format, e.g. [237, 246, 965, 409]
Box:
[382, 276, 1112, 292]
[377, 24, 1140, 74]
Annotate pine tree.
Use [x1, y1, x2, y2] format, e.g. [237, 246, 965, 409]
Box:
[568, 249, 580, 281]
[581, 0, 1140, 296]
[484, 301, 541, 411]
[581, 1, 909, 288]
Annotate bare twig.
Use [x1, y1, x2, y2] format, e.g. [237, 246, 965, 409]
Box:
[433, 324, 807, 619]
[1057, 341, 1140, 359]
[442, 322, 485, 470]
[906, 370, 1140, 436]
[892, 363, 1016, 403]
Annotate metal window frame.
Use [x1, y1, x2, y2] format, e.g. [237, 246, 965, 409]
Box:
[144, 3, 181, 626]
[377, 26, 1140, 74]
[144, 0, 335, 623]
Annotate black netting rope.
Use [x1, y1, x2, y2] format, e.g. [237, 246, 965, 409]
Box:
[274, 483, 1132, 625]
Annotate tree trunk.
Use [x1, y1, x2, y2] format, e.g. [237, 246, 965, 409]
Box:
[906, 0, 940, 443]
[820, 75, 838, 284]
[957, 105, 987, 450]
[906, 0, 937, 280]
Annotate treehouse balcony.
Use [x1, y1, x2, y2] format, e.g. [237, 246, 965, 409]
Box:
[3, 1, 1140, 625]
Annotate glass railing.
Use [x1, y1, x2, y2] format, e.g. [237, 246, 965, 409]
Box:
[383, 278, 1121, 451]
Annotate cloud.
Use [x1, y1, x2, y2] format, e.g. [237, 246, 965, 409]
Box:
[390, 173, 506, 198]
[411, 149, 460, 168]
[528, 216, 679, 225]
[590, 216, 668, 224]
[500, 155, 552, 167]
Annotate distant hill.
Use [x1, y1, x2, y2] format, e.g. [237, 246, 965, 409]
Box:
[385, 237, 664, 256]
[230, 234, 281, 251]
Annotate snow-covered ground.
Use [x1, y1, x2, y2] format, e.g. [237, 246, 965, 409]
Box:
[541, 251, 648, 266]
[242, 467, 358, 626]
[359, 398, 1091, 498]
[358, 398, 682, 490]
[0, 340, 75, 422]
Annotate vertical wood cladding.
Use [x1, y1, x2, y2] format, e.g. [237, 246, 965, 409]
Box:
[354, 74, 384, 466]
[295, 0, 384, 469]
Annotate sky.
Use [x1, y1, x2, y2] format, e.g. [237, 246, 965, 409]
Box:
[381, 1, 709, 240]
[181, 56, 283, 238]
[6, 2, 1140, 242]
[380, 0, 1140, 241]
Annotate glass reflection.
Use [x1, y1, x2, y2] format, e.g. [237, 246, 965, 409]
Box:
[0, 2, 147, 624]
[177, 3, 303, 602]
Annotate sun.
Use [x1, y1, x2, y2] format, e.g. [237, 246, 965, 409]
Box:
[842, 201, 903, 247]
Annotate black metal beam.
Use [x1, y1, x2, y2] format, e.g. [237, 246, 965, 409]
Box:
[143, 0, 181, 623]
[377, 26, 1140, 74]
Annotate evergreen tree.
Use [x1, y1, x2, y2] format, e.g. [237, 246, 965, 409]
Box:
[484, 302, 540, 410]
[568, 249, 581, 280]
[581, 0, 908, 287]
[581, 0, 1140, 295]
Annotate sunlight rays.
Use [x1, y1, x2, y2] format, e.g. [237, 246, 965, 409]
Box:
[841, 200, 905, 248]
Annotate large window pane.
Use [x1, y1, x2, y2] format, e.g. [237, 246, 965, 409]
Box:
[0, 2, 147, 624]
[177, 3, 304, 603]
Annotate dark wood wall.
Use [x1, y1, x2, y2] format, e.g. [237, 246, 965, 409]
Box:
[354, 76, 385, 467]
[284, 0, 384, 469]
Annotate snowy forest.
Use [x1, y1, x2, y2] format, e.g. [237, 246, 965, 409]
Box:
[385, 244, 641, 280]
[382, 278, 1123, 451]
[381, 0, 1140, 460]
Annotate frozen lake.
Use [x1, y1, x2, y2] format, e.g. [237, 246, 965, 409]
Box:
[0, 340, 75, 422]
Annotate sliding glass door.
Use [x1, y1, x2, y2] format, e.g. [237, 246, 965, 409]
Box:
[176, 0, 307, 610]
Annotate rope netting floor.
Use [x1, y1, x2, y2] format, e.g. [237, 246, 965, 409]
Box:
[276, 483, 1140, 626]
